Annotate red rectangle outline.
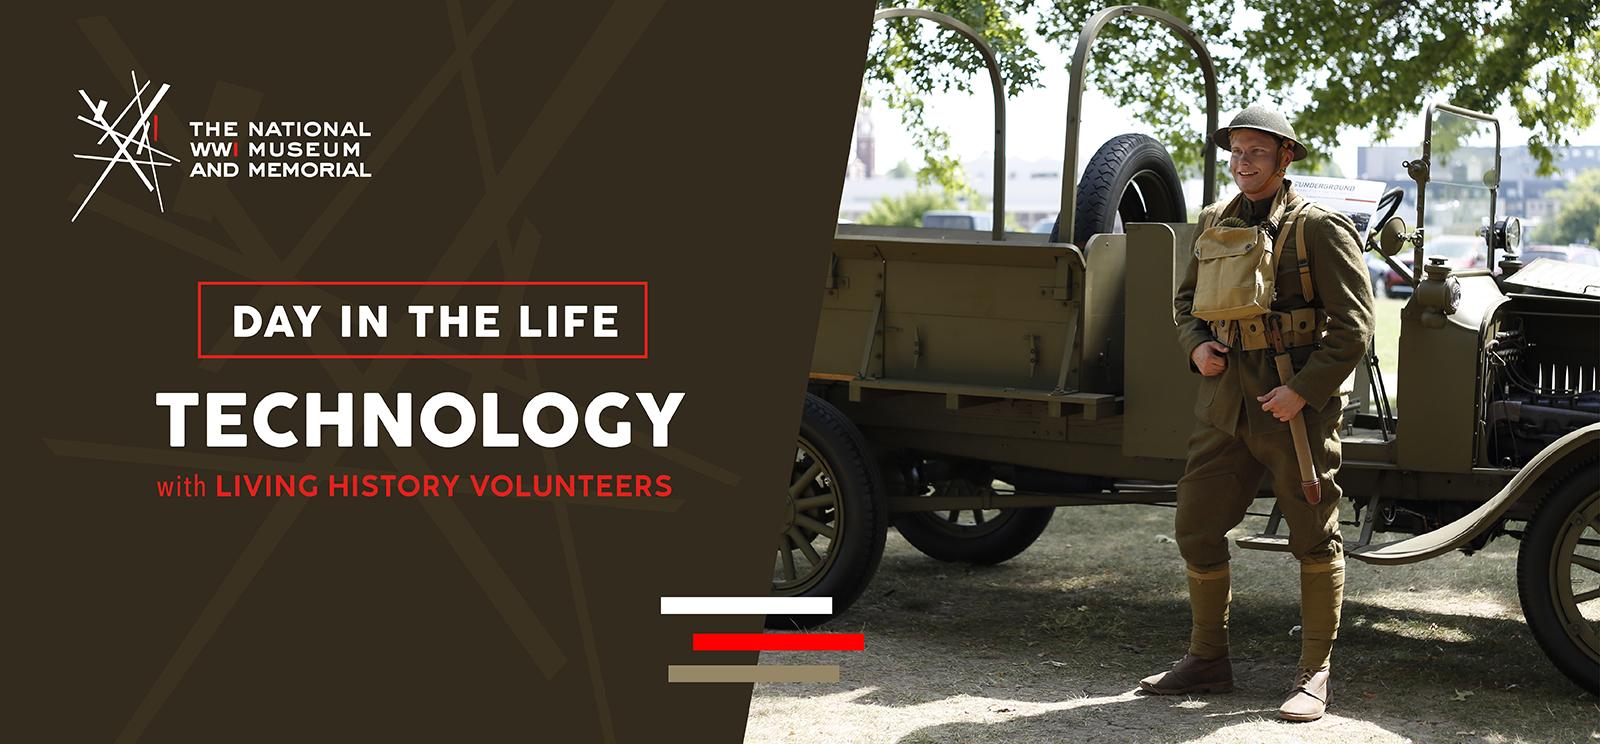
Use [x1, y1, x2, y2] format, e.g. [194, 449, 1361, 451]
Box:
[196, 281, 649, 360]
[690, 633, 865, 652]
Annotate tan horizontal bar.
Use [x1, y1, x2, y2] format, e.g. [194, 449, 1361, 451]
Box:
[667, 664, 839, 683]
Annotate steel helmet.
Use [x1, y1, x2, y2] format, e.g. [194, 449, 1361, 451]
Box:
[1214, 104, 1308, 161]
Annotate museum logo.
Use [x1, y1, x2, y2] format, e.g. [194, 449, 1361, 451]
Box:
[72, 70, 374, 223]
[72, 71, 176, 222]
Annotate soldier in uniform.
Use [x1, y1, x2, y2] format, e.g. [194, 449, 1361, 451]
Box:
[1137, 104, 1374, 722]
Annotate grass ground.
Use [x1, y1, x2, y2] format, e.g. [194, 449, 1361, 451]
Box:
[1371, 294, 1404, 389]
[747, 500, 1598, 743]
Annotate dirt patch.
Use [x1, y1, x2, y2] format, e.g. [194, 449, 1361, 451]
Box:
[748, 501, 1598, 743]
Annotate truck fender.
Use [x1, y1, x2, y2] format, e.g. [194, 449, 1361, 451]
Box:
[1350, 423, 1600, 565]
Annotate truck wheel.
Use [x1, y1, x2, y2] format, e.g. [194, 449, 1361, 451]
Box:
[1516, 462, 1600, 693]
[893, 482, 1054, 565]
[1054, 133, 1186, 247]
[767, 394, 887, 629]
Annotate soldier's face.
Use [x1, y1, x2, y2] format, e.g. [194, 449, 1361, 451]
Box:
[1229, 129, 1290, 196]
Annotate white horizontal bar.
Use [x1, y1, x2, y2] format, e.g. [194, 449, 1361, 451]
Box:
[659, 596, 832, 615]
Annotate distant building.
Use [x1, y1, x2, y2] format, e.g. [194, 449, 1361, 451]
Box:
[839, 143, 1600, 233]
[846, 108, 876, 180]
[837, 154, 1206, 229]
[1358, 144, 1600, 237]
[837, 155, 1073, 228]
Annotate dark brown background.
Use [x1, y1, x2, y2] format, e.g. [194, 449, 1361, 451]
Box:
[7, 2, 872, 741]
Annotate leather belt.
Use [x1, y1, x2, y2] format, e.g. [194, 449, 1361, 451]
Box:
[1209, 309, 1325, 351]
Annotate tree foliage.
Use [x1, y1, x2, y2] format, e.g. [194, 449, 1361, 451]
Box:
[1544, 168, 1600, 245]
[867, 0, 1600, 189]
[860, 189, 960, 226]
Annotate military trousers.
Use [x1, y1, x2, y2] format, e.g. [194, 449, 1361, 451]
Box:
[1175, 401, 1345, 568]
[1174, 400, 1346, 669]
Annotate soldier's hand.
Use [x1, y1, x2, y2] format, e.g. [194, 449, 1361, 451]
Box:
[1191, 341, 1229, 377]
[1257, 385, 1307, 422]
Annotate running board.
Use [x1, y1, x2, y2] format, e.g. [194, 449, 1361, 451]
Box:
[1234, 487, 1385, 561]
[1236, 427, 1598, 566]
[1235, 534, 1376, 559]
[1234, 532, 1495, 565]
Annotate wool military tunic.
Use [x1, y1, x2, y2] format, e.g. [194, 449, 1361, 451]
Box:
[1174, 180, 1375, 438]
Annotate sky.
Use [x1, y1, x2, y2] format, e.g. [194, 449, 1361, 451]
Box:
[858, 10, 1600, 186]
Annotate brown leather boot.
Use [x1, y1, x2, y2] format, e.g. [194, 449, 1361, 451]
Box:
[1138, 654, 1234, 695]
[1279, 667, 1330, 721]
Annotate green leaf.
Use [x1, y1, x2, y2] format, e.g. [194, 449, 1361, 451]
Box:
[865, 0, 1600, 192]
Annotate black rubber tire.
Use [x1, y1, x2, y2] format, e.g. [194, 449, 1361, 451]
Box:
[1516, 461, 1600, 694]
[1051, 133, 1186, 247]
[894, 506, 1055, 565]
[766, 394, 888, 629]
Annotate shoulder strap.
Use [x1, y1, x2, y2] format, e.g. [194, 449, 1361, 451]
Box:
[1270, 200, 1316, 293]
[1270, 201, 1312, 268]
[1293, 203, 1326, 302]
[1193, 198, 1235, 254]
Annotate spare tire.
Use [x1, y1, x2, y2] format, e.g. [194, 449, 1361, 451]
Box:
[1050, 133, 1186, 247]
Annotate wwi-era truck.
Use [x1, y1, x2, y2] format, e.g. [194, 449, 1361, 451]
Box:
[770, 6, 1600, 693]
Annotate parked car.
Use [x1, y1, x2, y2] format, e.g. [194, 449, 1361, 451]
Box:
[1366, 253, 1389, 296]
[1519, 244, 1600, 267]
[1384, 233, 1485, 298]
[921, 210, 993, 232]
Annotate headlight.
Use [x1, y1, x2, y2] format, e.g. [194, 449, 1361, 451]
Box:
[1491, 217, 1522, 254]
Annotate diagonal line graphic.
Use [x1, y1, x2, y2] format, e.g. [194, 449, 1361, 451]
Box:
[71, 117, 155, 222]
[76, 109, 178, 163]
[72, 154, 173, 165]
[93, 76, 152, 146]
[129, 72, 166, 214]
[71, 76, 174, 222]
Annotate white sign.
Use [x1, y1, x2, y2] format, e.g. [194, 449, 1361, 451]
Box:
[1292, 175, 1389, 242]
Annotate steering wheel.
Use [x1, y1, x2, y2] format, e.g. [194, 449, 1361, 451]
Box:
[1366, 187, 1405, 252]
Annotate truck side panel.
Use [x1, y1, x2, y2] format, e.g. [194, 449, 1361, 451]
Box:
[1123, 223, 1202, 461]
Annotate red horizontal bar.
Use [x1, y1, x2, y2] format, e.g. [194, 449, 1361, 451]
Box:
[692, 633, 864, 652]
